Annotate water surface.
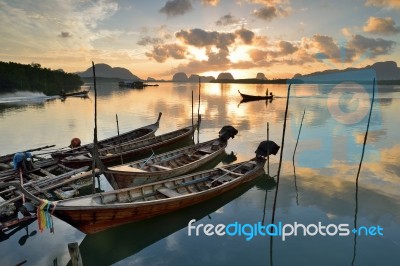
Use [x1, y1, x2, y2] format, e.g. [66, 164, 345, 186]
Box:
[0, 82, 399, 265]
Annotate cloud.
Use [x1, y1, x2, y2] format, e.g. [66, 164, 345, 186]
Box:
[59, 32, 71, 38]
[137, 36, 164, 46]
[145, 44, 187, 63]
[310, 34, 355, 63]
[176, 28, 236, 49]
[365, 0, 400, 9]
[249, 48, 269, 62]
[215, 13, 240, 26]
[201, 0, 220, 6]
[234, 28, 255, 44]
[250, 0, 290, 21]
[363, 17, 400, 35]
[159, 0, 193, 17]
[252, 6, 278, 21]
[348, 34, 395, 58]
[0, 0, 118, 53]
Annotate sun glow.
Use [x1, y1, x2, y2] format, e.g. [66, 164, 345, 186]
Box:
[229, 46, 251, 63]
[187, 47, 208, 61]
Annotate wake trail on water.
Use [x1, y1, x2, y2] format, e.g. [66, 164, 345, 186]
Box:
[0, 91, 59, 104]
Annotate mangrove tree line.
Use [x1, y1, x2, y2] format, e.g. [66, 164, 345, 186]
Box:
[0, 61, 83, 95]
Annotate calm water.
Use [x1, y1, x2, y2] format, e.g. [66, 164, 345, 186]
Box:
[0, 82, 399, 265]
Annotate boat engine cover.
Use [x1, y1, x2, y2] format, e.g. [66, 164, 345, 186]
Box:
[219, 126, 238, 142]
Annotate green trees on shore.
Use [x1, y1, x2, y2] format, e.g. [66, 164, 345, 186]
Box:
[0, 61, 83, 95]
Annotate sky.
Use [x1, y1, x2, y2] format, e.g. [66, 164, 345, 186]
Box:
[0, 0, 400, 80]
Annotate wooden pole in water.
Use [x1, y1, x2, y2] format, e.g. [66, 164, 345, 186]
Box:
[116, 114, 124, 164]
[352, 78, 375, 265]
[68, 242, 83, 266]
[267, 122, 270, 176]
[271, 83, 291, 225]
[197, 77, 201, 124]
[91, 61, 98, 194]
[192, 90, 194, 127]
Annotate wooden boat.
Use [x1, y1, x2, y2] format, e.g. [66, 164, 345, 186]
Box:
[2, 154, 269, 234]
[0, 164, 96, 209]
[51, 112, 162, 160]
[74, 175, 276, 265]
[104, 126, 238, 189]
[238, 90, 273, 101]
[60, 123, 196, 168]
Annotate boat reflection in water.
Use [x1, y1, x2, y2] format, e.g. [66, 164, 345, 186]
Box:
[71, 174, 276, 266]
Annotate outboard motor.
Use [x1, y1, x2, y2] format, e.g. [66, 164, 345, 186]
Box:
[218, 126, 238, 142]
[255, 140, 280, 159]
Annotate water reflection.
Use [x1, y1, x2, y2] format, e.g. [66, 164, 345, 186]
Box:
[0, 82, 399, 265]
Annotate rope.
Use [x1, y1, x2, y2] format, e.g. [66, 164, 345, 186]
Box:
[37, 199, 56, 233]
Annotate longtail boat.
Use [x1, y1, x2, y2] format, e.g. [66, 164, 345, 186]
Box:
[51, 112, 162, 160]
[0, 164, 97, 208]
[2, 140, 279, 234]
[60, 89, 90, 98]
[75, 176, 276, 265]
[104, 126, 238, 189]
[60, 123, 196, 168]
[238, 90, 273, 101]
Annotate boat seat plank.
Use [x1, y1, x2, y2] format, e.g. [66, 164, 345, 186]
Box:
[157, 187, 181, 198]
[150, 164, 172, 171]
[197, 148, 212, 154]
[218, 168, 244, 176]
[110, 165, 148, 173]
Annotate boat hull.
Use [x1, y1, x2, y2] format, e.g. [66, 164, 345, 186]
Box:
[53, 160, 265, 234]
[51, 113, 162, 160]
[60, 124, 195, 169]
[104, 139, 227, 189]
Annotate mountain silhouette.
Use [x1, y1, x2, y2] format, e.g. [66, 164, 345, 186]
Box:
[294, 61, 400, 81]
[77, 64, 141, 80]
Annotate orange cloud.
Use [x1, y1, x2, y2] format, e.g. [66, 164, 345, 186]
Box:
[363, 16, 400, 35]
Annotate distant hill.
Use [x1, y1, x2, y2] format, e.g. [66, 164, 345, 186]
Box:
[77, 64, 141, 80]
[172, 72, 215, 82]
[294, 61, 400, 81]
[217, 72, 234, 80]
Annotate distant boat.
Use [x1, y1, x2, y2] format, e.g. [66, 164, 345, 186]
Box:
[238, 90, 273, 101]
[60, 88, 90, 98]
[119, 81, 159, 88]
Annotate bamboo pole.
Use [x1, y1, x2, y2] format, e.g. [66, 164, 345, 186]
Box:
[197, 77, 201, 124]
[116, 114, 124, 164]
[267, 122, 270, 176]
[91, 61, 98, 194]
[292, 109, 305, 206]
[352, 78, 375, 265]
[271, 83, 291, 225]
[192, 90, 194, 127]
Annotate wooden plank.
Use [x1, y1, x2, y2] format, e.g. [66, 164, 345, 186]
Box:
[110, 165, 147, 172]
[157, 187, 181, 198]
[197, 148, 212, 154]
[218, 167, 244, 176]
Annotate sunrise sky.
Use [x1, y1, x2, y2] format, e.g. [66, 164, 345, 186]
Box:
[1, 0, 400, 80]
